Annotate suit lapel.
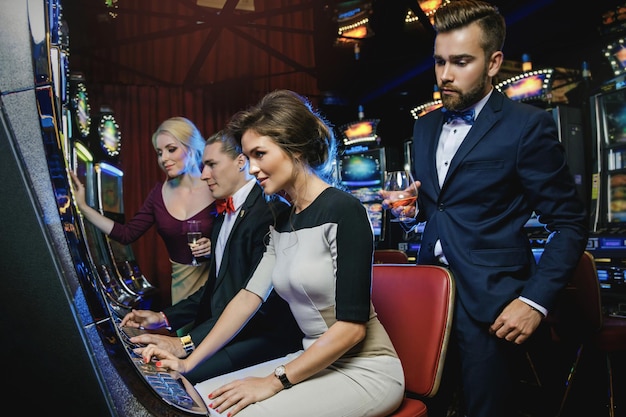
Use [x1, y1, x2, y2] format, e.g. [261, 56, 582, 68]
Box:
[442, 92, 504, 189]
[429, 118, 444, 193]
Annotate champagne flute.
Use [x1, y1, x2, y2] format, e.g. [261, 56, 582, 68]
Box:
[383, 170, 418, 226]
[187, 220, 202, 266]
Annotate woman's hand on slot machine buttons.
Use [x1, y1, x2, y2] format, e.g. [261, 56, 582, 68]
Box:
[120, 309, 162, 329]
[132, 334, 187, 358]
[141, 345, 188, 373]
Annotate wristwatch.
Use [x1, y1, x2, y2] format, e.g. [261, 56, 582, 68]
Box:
[180, 334, 195, 355]
[274, 365, 293, 389]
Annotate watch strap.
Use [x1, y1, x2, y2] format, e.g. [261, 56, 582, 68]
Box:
[275, 365, 293, 389]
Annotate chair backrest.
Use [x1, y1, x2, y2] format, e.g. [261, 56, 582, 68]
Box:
[549, 251, 603, 341]
[372, 264, 455, 398]
[374, 249, 409, 264]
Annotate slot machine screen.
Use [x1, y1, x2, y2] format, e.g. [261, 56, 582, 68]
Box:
[338, 147, 385, 238]
[339, 149, 383, 188]
[601, 88, 626, 145]
[594, 87, 626, 224]
[74, 147, 110, 265]
[73, 141, 96, 207]
[96, 162, 124, 215]
[609, 173, 626, 222]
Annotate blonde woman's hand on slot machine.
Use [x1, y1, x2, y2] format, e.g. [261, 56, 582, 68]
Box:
[69, 171, 87, 209]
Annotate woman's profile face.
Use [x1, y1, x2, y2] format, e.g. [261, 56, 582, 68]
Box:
[242, 130, 293, 195]
[155, 132, 189, 178]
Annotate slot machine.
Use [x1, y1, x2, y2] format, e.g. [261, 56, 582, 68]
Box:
[562, 35, 626, 310]
[85, 106, 157, 301]
[495, 67, 590, 211]
[335, 118, 387, 245]
[587, 70, 626, 307]
[1, 1, 208, 414]
[68, 77, 145, 315]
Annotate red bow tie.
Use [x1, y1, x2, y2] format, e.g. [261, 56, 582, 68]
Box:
[215, 197, 235, 215]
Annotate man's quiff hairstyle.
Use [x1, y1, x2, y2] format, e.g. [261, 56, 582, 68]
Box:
[433, 0, 506, 58]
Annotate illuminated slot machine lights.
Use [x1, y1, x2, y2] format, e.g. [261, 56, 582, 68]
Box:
[335, 0, 374, 43]
[339, 118, 380, 146]
[495, 68, 554, 103]
[604, 37, 626, 77]
[410, 99, 443, 120]
[410, 85, 444, 120]
[98, 113, 121, 158]
[71, 80, 92, 138]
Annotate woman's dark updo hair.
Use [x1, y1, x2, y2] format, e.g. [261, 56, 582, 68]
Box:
[227, 89, 338, 185]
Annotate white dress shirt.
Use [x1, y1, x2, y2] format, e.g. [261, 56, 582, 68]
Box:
[215, 178, 256, 275]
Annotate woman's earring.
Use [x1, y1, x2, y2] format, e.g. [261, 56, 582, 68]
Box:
[239, 166, 244, 171]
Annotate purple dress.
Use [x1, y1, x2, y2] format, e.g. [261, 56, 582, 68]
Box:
[109, 182, 215, 265]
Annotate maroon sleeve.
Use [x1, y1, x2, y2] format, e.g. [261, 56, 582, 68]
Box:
[108, 183, 161, 244]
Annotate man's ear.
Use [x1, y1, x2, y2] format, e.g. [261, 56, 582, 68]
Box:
[237, 153, 247, 171]
[488, 50, 504, 78]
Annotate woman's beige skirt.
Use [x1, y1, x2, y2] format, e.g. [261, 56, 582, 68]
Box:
[170, 259, 209, 305]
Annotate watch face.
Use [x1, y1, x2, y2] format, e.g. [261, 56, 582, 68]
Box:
[274, 365, 292, 388]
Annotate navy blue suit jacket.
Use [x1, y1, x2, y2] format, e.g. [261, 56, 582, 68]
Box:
[413, 90, 588, 322]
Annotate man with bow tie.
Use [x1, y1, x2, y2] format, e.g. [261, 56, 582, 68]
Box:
[121, 130, 302, 384]
[382, 2, 588, 416]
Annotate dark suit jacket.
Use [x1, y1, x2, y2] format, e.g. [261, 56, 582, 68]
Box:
[413, 90, 589, 322]
[163, 183, 302, 382]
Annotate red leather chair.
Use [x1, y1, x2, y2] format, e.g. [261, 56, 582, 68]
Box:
[372, 264, 456, 417]
[374, 249, 409, 264]
[542, 251, 626, 417]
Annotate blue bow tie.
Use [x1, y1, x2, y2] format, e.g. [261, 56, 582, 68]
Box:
[442, 108, 475, 124]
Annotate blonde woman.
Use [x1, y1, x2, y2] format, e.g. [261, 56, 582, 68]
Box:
[71, 117, 215, 306]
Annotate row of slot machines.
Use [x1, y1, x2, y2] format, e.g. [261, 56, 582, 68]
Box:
[0, 1, 210, 415]
[69, 75, 158, 314]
